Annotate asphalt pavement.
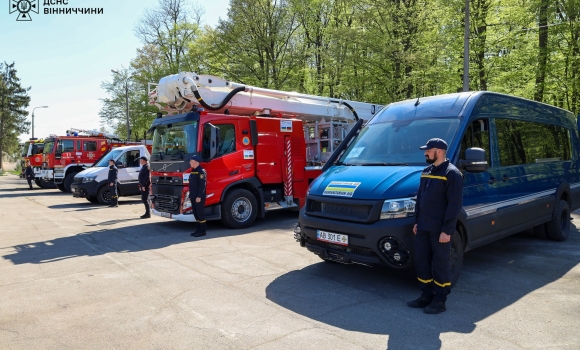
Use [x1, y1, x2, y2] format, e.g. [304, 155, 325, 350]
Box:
[0, 173, 579, 349]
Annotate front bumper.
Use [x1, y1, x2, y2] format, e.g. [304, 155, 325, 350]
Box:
[299, 208, 416, 268]
[71, 181, 98, 198]
[152, 208, 197, 222]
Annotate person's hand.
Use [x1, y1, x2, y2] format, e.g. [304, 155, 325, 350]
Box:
[439, 232, 451, 243]
[109, 183, 113, 186]
[413, 224, 417, 235]
[195, 197, 201, 203]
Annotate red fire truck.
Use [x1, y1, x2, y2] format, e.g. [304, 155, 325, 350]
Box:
[41, 128, 143, 193]
[147, 72, 383, 228]
[20, 139, 42, 178]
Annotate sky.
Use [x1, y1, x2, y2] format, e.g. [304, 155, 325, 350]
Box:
[0, 0, 230, 142]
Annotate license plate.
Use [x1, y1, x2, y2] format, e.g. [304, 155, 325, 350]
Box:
[160, 212, 172, 218]
[317, 230, 348, 246]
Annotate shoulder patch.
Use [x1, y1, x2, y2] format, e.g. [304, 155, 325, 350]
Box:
[200, 174, 205, 179]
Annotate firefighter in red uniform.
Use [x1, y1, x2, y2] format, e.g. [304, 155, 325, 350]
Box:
[407, 138, 463, 314]
[189, 155, 207, 237]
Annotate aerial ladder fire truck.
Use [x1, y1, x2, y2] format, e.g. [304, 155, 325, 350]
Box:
[147, 72, 384, 228]
[41, 128, 143, 193]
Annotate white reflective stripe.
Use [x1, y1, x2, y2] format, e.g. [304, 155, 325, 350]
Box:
[465, 188, 554, 219]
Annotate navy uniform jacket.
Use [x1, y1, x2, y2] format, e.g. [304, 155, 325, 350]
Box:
[107, 165, 118, 183]
[138, 164, 150, 188]
[188, 166, 207, 199]
[414, 159, 463, 234]
[25, 166, 34, 178]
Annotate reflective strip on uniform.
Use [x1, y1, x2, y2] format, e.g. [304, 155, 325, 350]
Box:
[417, 277, 433, 284]
[434, 280, 451, 288]
[198, 220, 206, 223]
[421, 175, 447, 181]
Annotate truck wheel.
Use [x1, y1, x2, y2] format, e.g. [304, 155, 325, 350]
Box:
[546, 200, 570, 242]
[63, 172, 78, 193]
[34, 179, 42, 188]
[97, 186, 113, 205]
[56, 183, 67, 192]
[221, 189, 258, 229]
[449, 233, 464, 287]
[86, 196, 99, 204]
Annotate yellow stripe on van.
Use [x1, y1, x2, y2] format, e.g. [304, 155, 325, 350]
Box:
[421, 175, 447, 181]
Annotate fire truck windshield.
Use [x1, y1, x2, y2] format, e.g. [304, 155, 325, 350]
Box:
[152, 121, 198, 156]
[43, 140, 55, 155]
[21, 142, 30, 157]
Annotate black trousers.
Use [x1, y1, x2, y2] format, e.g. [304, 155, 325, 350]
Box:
[191, 197, 206, 232]
[110, 183, 118, 205]
[141, 187, 150, 214]
[414, 230, 452, 302]
[26, 177, 33, 188]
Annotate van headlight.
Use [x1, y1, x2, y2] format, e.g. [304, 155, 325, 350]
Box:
[82, 176, 97, 183]
[182, 191, 192, 211]
[380, 198, 415, 219]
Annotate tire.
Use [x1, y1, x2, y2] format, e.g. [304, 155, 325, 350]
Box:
[546, 200, 570, 242]
[56, 183, 67, 192]
[449, 232, 464, 286]
[97, 185, 113, 205]
[34, 179, 42, 188]
[86, 196, 99, 203]
[533, 223, 547, 239]
[220, 188, 258, 229]
[63, 172, 78, 193]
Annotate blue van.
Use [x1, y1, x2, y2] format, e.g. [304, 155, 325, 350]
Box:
[296, 91, 580, 283]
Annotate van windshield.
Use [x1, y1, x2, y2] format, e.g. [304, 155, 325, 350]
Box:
[95, 149, 123, 167]
[339, 118, 460, 165]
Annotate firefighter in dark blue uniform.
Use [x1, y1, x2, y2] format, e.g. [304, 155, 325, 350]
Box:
[107, 158, 119, 208]
[138, 156, 151, 219]
[188, 155, 207, 237]
[24, 162, 34, 189]
[407, 138, 463, 314]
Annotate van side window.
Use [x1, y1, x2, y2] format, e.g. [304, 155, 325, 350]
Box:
[460, 119, 490, 164]
[117, 150, 141, 168]
[495, 119, 571, 166]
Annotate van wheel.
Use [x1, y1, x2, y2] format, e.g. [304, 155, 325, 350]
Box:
[546, 200, 570, 242]
[449, 233, 464, 286]
[221, 189, 258, 229]
[97, 186, 113, 205]
[56, 183, 67, 192]
[86, 196, 99, 204]
[63, 172, 78, 193]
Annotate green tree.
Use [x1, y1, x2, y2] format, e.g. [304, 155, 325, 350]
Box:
[0, 62, 30, 171]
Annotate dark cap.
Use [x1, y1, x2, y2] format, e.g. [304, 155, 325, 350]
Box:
[190, 155, 201, 162]
[139, 156, 148, 161]
[419, 138, 448, 151]
[108, 158, 115, 162]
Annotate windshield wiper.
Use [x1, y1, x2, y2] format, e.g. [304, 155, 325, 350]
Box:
[335, 162, 357, 166]
[360, 162, 409, 166]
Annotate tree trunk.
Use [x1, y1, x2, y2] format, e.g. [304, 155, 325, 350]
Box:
[534, 0, 549, 102]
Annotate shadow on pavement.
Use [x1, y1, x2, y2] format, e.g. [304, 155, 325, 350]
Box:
[265, 224, 580, 349]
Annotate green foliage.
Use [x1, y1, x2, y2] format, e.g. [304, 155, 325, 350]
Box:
[0, 62, 30, 170]
[103, 0, 580, 135]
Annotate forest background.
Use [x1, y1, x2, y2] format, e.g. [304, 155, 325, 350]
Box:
[100, 0, 580, 140]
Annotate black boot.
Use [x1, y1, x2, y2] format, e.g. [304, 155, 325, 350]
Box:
[108, 197, 118, 208]
[140, 213, 151, 219]
[424, 300, 446, 314]
[191, 221, 206, 237]
[407, 294, 434, 308]
[190, 222, 200, 236]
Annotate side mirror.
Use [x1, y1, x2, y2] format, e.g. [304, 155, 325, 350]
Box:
[116, 161, 124, 168]
[208, 123, 221, 160]
[460, 147, 488, 173]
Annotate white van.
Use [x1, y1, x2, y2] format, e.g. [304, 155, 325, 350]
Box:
[71, 145, 151, 205]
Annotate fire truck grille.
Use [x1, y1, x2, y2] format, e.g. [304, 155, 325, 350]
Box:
[154, 195, 179, 213]
[306, 199, 372, 221]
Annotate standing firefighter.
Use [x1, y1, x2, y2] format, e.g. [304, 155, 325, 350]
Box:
[138, 156, 151, 219]
[188, 155, 207, 237]
[407, 138, 463, 314]
[107, 158, 118, 208]
[24, 162, 34, 190]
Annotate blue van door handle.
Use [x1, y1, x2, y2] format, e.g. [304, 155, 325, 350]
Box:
[488, 177, 497, 184]
[502, 175, 510, 181]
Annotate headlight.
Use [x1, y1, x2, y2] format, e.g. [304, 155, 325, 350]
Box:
[380, 197, 415, 219]
[82, 176, 97, 183]
[182, 191, 192, 211]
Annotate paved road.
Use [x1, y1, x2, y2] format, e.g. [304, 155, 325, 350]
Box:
[1, 173, 579, 349]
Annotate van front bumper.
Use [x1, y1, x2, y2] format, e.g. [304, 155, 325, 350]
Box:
[71, 181, 98, 198]
[299, 209, 416, 269]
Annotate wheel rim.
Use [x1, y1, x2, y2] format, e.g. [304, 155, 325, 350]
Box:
[101, 190, 111, 202]
[231, 197, 252, 222]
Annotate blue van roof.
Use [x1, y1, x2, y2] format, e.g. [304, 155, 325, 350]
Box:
[370, 93, 473, 123]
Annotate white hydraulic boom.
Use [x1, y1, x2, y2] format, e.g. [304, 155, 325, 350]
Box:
[148, 72, 383, 123]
